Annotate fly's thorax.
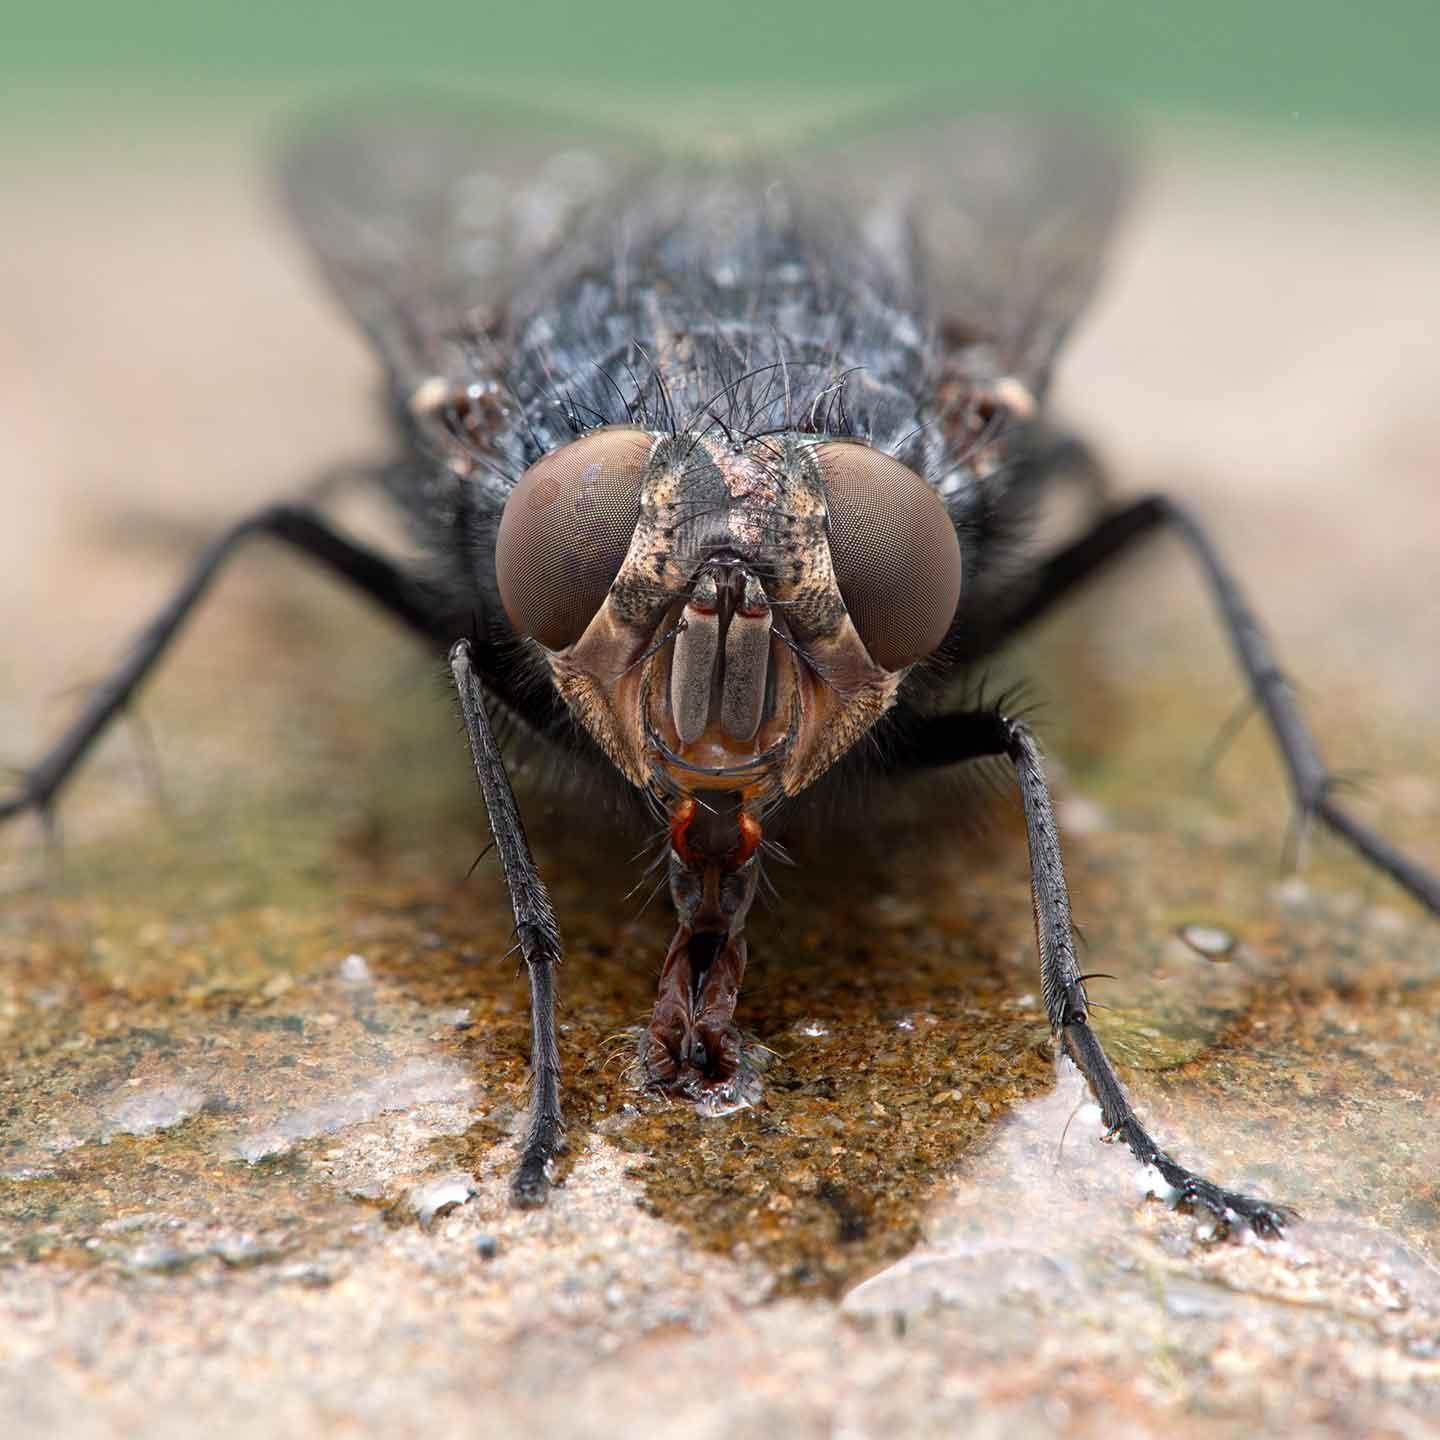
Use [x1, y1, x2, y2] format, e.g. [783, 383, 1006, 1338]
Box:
[496, 424, 961, 804]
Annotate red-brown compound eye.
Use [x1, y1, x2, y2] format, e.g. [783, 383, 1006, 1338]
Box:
[495, 427, 653, 649]
[816, 442, 963, 671]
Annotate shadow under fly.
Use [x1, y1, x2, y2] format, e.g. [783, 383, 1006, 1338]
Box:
[7, 102, 1438, 1227]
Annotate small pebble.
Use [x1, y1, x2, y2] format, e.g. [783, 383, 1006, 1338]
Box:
[408, 1172, 477, 1229]
[475, 1235, 499, 1260]
[279, 1262, 335, 1288]
[126, 1244, 197, 1275]
[213, 1236, 284, 1270]
[339, 953, 373, 985]
[1179, 924, 1236, 959]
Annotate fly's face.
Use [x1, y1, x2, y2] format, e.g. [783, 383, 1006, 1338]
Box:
[495, 422, 962, 1097]
[494, 426, 964, 813]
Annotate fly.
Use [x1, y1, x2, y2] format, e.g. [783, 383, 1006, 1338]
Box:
[6, 104, 1439, 1227]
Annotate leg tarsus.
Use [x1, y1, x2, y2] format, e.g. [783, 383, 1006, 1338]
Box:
[510, 942, 564, 1208]
[1064, 1023, 1294, 1236]
[1314, 791, 1440, 913]
[451, 640, 566, 1208]
[511, 1106, 562, 1208]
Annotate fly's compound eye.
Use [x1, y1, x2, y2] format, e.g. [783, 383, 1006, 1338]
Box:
[817, 442, 963, 671]
[495, 427, 652, 649]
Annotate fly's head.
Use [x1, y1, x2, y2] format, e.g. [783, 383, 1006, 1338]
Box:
[494, 425, 963, 814]
[495, 423, 961, 1095]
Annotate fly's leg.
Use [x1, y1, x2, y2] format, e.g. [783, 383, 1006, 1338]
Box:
[924, 707, 1292, 1233]
[951, 494, 1440, 917]
[451, 641, 564, 1208]
[0, 504, 447, 828]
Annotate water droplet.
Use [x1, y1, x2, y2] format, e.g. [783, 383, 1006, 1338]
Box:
[101, 1083, 207, 1140]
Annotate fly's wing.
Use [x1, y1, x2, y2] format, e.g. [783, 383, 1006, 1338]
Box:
[277, 101, 647, 463]
[805, 113, 1134, 400]
[279, 103, 1130, 483]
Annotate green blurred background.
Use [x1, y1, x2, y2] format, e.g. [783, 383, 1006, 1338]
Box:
[3, 0, 1438, 140]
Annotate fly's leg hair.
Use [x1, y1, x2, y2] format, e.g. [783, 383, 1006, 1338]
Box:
[926, 707, 1292, 1233]
[955, 493, 1440, 917]
[451, 641, 565, 1208]
[0, 504, 450, 829]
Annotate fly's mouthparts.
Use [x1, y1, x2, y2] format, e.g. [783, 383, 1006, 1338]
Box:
[646, 794, 763, 1094]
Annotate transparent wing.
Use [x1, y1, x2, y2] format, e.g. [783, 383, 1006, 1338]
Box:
[276, 99, 649, 401]
[802, 112, 1135, 395]
[278, 103, 1132, 423]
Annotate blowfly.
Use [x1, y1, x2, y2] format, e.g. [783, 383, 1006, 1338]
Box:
[8, 103, 1438, 1225]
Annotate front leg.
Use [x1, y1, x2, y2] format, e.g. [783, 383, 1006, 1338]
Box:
[451, 640, 565, 1207]
[933, 706, 1291, 1233]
